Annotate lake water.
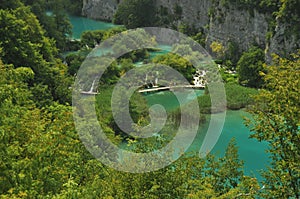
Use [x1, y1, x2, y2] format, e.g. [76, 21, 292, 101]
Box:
[145, 91, 269, 182]
[69, 15, 118, 39]
[193, 110, 269, 181]
[45, 11, 118, 39]
[145, 89, 204, 110]
[70, 15, 269, 182]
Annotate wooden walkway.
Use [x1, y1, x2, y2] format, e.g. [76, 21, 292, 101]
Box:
[138, 85, 205, 93]
[80, 91, 98, 95]
[80, 85, 205, 95]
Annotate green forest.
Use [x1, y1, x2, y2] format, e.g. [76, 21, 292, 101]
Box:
[0, 0, 299, 198]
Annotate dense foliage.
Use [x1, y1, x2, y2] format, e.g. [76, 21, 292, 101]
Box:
[152, 53, 195, 83]
[237, 46, 265, 88]
[114, 0, 156, 29]
[246, 53, 300, 198]
[0, 60, 86, 197]
[0, 0, 299, 198]
[80, 27, 126, 48]
[17, 0, 76, 51]
[0, 1, 72, 106]
[0, 57, 260, 198]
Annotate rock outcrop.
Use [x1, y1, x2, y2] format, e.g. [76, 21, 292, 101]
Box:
[206, 5, 269, 53]
[267, 20, 300, 62]
[82, 0, 118, 21]
[81, 0, 299, 58]
[155, 0, 211, 28]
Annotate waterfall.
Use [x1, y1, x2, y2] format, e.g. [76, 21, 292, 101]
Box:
[155, 71, 159, 86]
[89, 79, 96, 93]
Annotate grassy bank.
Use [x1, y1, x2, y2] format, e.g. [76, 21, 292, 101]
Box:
[197, 83, 258, 114]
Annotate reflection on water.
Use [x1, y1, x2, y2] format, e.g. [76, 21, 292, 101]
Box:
[144, 91, 269, 182]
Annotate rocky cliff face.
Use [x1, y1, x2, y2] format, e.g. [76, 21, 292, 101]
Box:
[206, 4, 269, 53]
[82, 0, 118, 21]
[155, 0, 211, 28]
[267, 20, 300, 62]
[81, 0, 299, 59]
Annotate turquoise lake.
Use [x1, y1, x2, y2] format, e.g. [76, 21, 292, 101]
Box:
[195, 110, 269, 181]
[69, 15, 269, 182]
[69, 15, 118, 39]
[45, 11, 118, 39]
[145, 90, 269, 182]
[143, 45, 269, 182]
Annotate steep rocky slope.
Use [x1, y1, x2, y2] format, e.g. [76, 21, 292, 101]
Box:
[82, 0, 299, 59]
[82, 0, 118, 21]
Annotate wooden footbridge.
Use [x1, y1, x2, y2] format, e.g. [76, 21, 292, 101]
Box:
[81, 85, 205, 95]
[138, 85, 205, 93]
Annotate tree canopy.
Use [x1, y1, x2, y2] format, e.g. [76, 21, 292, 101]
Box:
[113, 0, 156, 29]
[0, 1, 72, 106]
[246, 52, 300, 198]
[237, 46, 265, 88]
[0, 0, 299, 198]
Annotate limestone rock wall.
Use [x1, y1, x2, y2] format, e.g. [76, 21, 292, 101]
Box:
[206, 4, 269, 54]
[81, 0, 299, 58]
[155, 0, 211, 28]
[267, 21, 300, 61]
[82, 0, 119, 21]
[82, 0, 211, 26]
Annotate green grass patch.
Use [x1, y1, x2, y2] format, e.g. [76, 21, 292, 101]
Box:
[197, 83, 258, 113]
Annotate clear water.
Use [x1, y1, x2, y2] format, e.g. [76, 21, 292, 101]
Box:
[134, 45, 172, 67]
[45, 11, 118, 39]
[144, 91, 269, 182]
[145, 89, 204, 111]
[149, 45, 173, 59]
[69, 15, 118, 39]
